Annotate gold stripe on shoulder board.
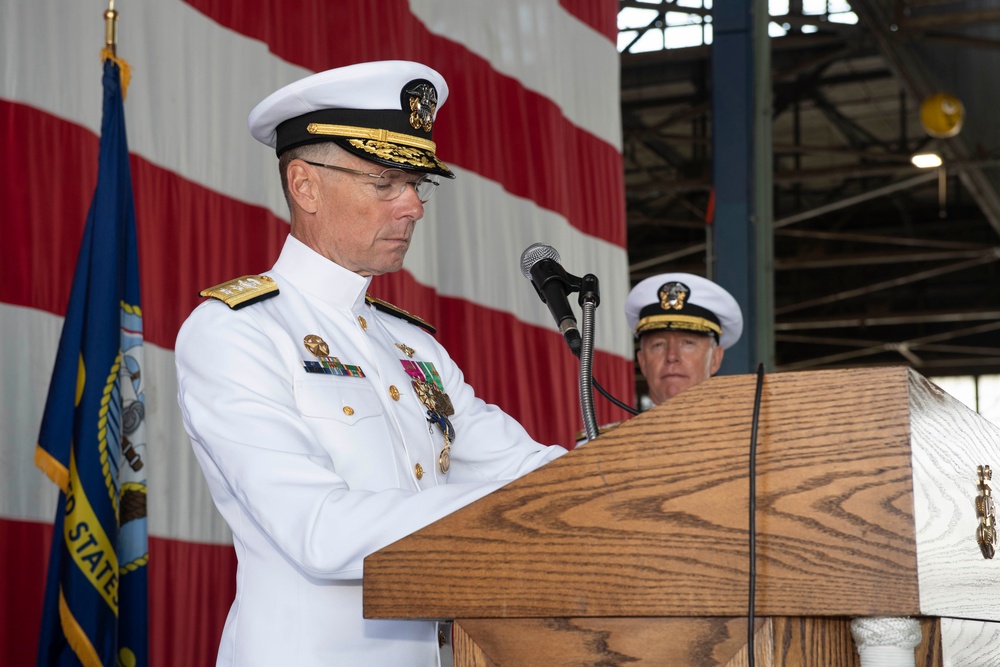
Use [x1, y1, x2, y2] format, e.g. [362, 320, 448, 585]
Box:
[200, 275, 279, 310]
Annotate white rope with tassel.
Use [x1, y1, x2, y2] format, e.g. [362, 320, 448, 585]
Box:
[850, 617, 922, 667]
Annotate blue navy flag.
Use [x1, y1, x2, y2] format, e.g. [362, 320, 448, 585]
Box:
[35, 53, 149, 667]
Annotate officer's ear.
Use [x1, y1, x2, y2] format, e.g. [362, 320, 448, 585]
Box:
[286, 159, 322, 215]
[709, 344, 724, 375]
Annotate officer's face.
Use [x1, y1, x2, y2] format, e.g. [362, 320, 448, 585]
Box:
[636, 330, 723, 405]
[292, 154, 425, 276]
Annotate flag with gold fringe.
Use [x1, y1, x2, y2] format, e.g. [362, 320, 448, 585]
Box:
[34, 48, 149, 667]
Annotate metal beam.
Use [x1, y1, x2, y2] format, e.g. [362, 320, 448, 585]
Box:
[774, 172, 937, 228]
[775, 228, 987, 251]
[775, 247, 999, 270]
[899, 8, 1000, 31]
[629, 243, 706, 272]
[777, 320, 1000, 370]
[774, 254, 1000, 315]
[776, 308, 1000, 330]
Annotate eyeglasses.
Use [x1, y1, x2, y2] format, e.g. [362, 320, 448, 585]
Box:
[302, 160, 439, 203]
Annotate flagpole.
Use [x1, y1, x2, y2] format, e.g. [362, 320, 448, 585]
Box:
[101, 0, 131, 97]
[104, 0, 118, 56]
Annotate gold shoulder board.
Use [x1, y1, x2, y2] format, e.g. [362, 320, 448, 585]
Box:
[199, 275, 279, 310]
[365, 294, 436, 334]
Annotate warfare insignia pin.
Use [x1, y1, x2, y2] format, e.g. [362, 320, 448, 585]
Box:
[659, 281, 690, 311]
[395, 342, 416, 358]
[303, 334, 330, 358]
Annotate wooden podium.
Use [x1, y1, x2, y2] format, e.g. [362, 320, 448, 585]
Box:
[364, 367, 1000, 666]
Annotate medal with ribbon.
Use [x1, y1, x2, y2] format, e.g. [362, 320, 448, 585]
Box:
[401, 358, 455, 473]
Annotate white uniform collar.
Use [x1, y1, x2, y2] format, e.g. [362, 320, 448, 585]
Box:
[272, 235, 373, 310]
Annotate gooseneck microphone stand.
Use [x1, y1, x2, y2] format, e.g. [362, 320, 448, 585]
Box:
[518, 243, 638, 441]
[577, 274, 600, 442]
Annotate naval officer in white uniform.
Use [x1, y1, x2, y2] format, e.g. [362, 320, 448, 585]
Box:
[175, 61, 568, 666]
[625, 273, 743, 405]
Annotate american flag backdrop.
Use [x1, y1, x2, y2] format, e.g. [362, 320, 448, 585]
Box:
[1, 1, 631, 664]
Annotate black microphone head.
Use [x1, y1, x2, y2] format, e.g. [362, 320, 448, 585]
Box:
[519, 243, 561, 280]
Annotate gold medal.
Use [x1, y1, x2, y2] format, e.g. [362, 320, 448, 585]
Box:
[438, 435, 451, 474]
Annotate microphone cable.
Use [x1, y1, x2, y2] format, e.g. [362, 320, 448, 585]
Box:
[592, 377, 639, 416]
[746, 363, 765, 667]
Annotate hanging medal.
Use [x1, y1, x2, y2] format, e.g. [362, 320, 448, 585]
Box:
[402, 357, 455, 474]
[426, 410, 454, 473]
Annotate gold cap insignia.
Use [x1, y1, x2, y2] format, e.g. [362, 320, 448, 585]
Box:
[406, 82, 437, 132]
[659, 281, 690, 311]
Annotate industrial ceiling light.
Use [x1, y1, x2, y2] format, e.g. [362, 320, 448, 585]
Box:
[911, 153, 942, 169]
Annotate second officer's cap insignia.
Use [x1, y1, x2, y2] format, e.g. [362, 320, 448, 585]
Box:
[659, 281, 690, 311]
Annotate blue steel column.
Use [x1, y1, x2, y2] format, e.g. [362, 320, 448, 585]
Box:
[711, 0, 775, 374]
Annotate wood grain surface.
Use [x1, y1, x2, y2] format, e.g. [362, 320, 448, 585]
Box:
[366, 367, 931, 619]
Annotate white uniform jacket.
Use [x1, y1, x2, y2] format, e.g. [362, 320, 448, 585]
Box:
[175, 236, 567, 666]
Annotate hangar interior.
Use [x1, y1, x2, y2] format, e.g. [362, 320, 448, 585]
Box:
[618, 0, 1000, 410]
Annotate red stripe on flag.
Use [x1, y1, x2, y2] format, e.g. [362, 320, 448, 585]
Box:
[183, 0, 626, 248]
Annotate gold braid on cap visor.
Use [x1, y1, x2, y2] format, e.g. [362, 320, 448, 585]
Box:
[306, 123, 437, 152]
[635, 314, 722, 338]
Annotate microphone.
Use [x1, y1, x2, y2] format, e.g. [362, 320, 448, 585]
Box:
[519, 243, 583, 356]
